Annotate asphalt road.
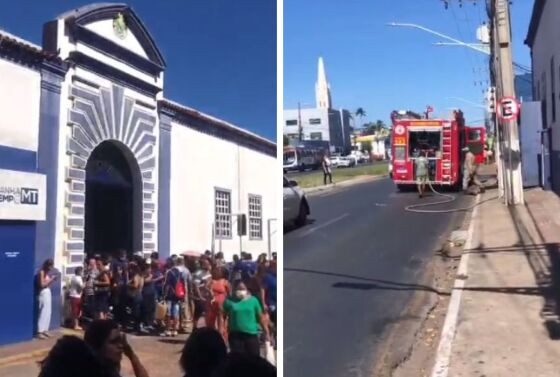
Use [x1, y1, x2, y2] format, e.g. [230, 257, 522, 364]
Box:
[284, 177, 474, 377]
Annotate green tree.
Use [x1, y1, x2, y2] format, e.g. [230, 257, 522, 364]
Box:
[355, 108, 367, 128]
[374, 120, 387, 133]
[283, 134, 290, 146]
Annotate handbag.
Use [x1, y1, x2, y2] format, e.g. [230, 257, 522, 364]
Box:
[155, 272, 169, 321]
[156, 300, 167, 321]
[264, 341, 276, 366]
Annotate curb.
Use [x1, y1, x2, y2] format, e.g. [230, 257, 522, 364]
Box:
[303, 174, 388, 195]
[430, 193, 482, 377]
[0, 329, 80, 368]
[0, 348, 50, 368]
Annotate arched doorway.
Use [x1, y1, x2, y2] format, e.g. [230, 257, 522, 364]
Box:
[84, 141, 143, 257]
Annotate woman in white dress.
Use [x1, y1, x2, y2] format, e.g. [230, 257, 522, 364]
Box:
[36, 259, 58, 339]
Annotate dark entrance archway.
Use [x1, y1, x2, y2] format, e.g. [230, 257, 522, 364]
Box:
[85, 141, 143, 257]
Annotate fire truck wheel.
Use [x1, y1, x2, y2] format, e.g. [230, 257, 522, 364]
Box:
[397, 184, 412, 192]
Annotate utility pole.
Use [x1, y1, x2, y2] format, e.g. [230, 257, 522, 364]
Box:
[298, 101, 303, 141]
[435, 0, 523, 205]
[491, 0, 524, 205]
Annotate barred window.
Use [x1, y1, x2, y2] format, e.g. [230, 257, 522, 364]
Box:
[248, 194, 262, 240]
[215, 189, 231, 238]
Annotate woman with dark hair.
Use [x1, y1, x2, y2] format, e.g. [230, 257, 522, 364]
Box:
[222, 281, 270, 356]
[141, 263, 156, 331]
[84, 319, 149, 377]
[126, 263, 144, 332]
[94, 259, 111, 320]
[179, 327, 227, 377]
[38, 335, 102, 377]
[36, 259, 57, 339]
[206, 267, 230, 337]
[247, 265, 268, 314]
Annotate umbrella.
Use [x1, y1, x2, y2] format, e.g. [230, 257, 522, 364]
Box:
[181, 250, 202, 258]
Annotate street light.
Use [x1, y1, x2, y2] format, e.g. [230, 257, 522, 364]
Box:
[296, 102, 313, 143]
[386, 22, 490, 55]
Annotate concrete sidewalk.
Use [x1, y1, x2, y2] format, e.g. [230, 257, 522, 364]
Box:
[437, 187, 560, 376]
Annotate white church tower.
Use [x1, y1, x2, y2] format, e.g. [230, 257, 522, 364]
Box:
[315, 57, 332, 109]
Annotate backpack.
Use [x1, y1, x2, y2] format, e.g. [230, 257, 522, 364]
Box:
[171, 268, 185, 300]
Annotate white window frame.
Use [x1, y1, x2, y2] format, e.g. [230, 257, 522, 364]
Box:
[214, 188, 232, 239]
[248, 194, 262, 240]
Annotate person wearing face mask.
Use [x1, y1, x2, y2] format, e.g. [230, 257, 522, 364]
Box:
[222, 281, 270, 356]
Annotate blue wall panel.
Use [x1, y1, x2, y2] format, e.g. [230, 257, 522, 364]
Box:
[0, 145, 36, 172]
[35, 68, 64, 330]
[0, 221, 36, 345]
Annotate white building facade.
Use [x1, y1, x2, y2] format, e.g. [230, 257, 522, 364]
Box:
[526, 0, 560, 193]
[0, 3, 276, 345]
[283, 57, 352, 153]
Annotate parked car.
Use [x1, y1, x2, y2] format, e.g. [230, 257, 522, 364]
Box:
[330, 156, 342, 167]
[336, 156, 355, 168]
[346, 154, 359, 165]
[283, 176, 310, 227]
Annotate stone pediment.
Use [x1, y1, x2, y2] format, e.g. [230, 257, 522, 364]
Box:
[44, 3, 165, 75]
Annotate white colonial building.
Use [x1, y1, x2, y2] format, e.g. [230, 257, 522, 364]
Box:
[0, 3, 276, 345]
[526, 0, 560, 193]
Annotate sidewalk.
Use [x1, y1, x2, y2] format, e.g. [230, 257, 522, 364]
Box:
[438, 187, 560, 376]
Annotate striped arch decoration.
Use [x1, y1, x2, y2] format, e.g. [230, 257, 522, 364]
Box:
[64, 83, 157, 268]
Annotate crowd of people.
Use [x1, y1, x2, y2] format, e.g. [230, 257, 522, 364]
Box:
[35, 250, 277, 357]
[38, 320, 276, 377]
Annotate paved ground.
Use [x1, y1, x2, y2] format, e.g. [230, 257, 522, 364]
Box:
[441, 188, 560, 377]
[284, 177, 474, 377]
[0, 330, 186, 377]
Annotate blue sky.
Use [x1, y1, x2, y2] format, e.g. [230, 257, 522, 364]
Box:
[284, 0, 533, 128]
[0, 1, 276, 141]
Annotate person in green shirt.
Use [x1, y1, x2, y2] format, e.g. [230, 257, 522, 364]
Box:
[222, 281, 270, 356]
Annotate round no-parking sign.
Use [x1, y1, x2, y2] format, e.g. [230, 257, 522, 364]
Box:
[497, 97, 520, 121]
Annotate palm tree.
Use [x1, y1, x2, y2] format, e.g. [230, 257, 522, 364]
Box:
[374, 120, 387, 135]
[355, 108, 366, 128]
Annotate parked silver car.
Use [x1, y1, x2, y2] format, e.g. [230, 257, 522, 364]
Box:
[283, 176, 310, 227]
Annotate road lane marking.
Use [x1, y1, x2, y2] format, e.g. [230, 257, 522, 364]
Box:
[431, 194, 481, 377]
[297, 213, 349, 238]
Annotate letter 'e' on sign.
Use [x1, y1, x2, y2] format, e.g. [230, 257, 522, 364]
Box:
[497, 97, 520, 122]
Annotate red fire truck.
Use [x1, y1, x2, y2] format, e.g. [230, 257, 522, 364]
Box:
[390, 110, 484, 191]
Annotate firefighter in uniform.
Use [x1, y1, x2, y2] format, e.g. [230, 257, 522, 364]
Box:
[415, 151, 429, 198]
[462, 147, 483, 194]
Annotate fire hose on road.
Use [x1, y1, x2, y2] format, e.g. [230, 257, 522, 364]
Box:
[404, 179, 498, 214]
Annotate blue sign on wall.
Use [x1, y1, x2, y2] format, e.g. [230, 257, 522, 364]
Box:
[0, 221, 36, 345]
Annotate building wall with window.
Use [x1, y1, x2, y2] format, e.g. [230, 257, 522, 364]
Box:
[169, 114, 277, 261]
[526, 0, 560, 192]
[283, 107, 351, 153]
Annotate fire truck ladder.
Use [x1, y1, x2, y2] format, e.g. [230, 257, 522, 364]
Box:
[441, 123, 452, 184]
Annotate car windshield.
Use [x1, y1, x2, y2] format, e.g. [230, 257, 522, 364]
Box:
[284, 151, 296, 164]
